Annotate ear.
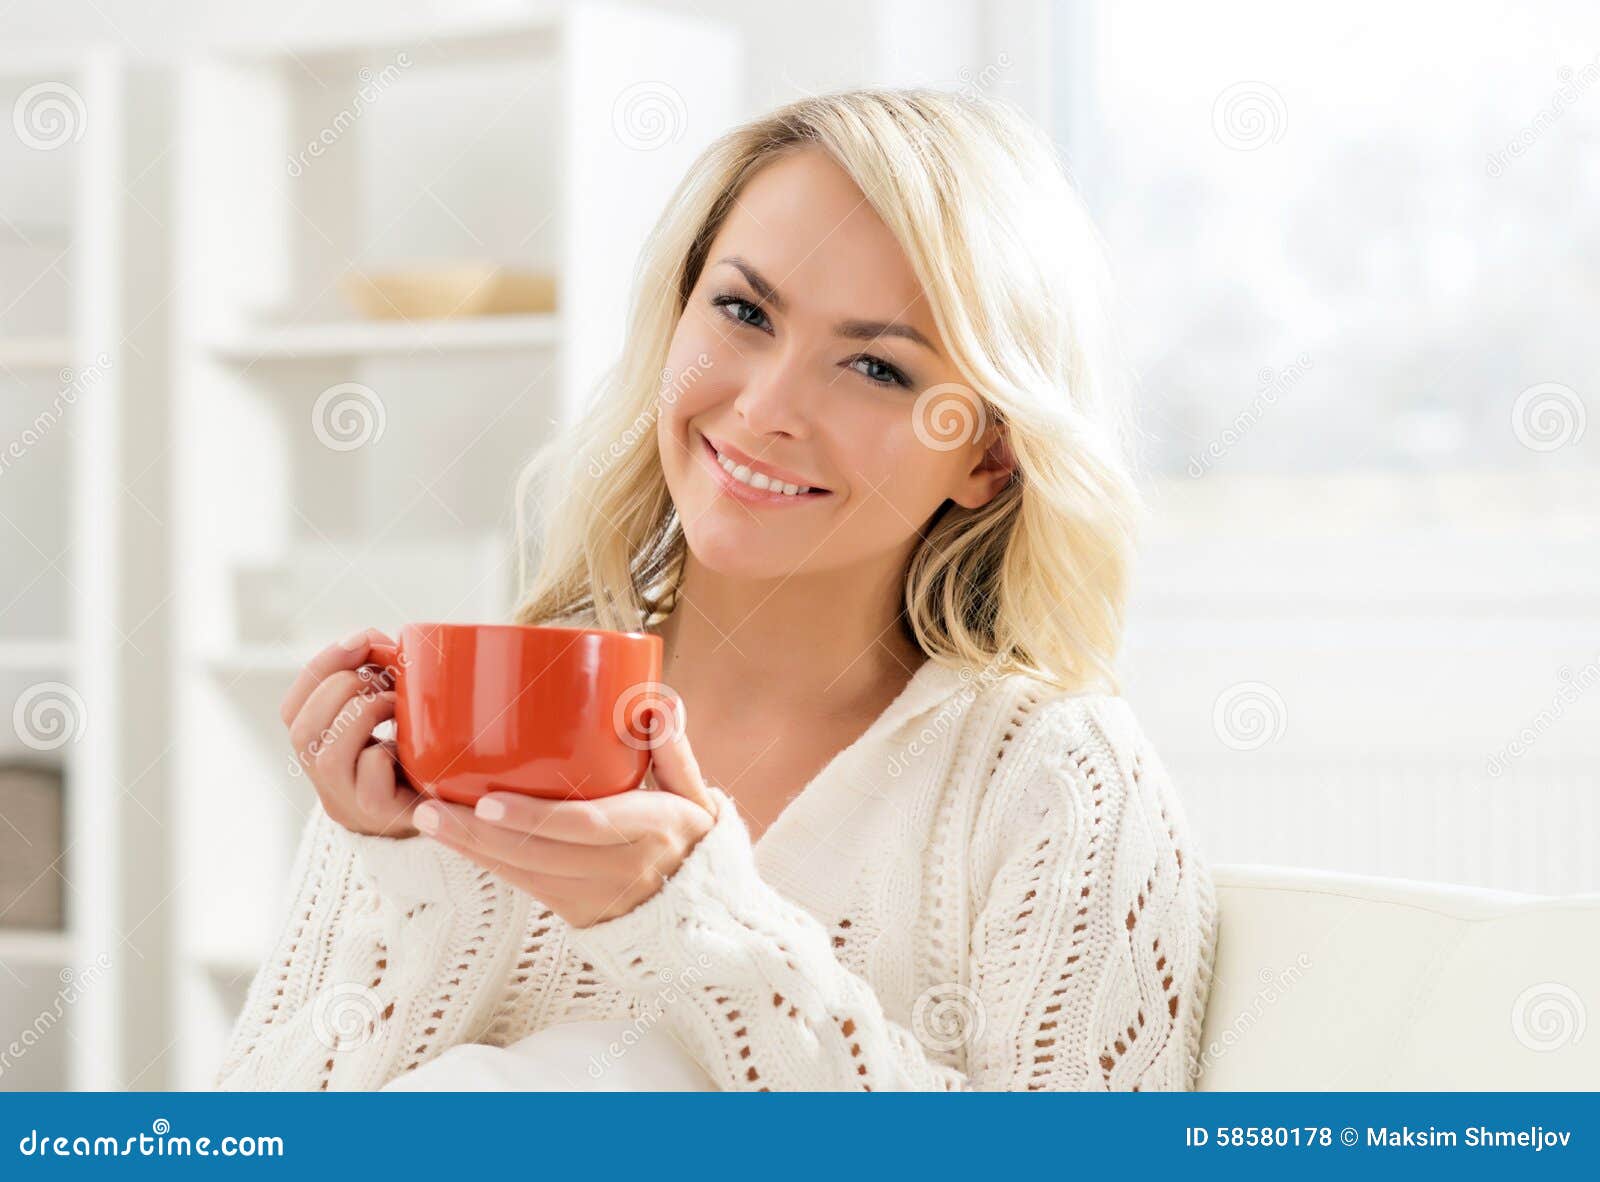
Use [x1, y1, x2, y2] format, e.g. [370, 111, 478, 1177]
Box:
[949, 426, 1016, 511]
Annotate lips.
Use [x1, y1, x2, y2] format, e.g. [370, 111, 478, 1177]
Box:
[704, 433, 827, 493]
[697, 432, 832, 504]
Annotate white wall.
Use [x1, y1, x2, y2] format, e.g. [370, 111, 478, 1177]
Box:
[0, 0, 1035, 119]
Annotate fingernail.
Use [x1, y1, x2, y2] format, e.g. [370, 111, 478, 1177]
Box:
[341, 629, 369, 649]
[413, 803, 439, 834]
[475, 797, 506, 822]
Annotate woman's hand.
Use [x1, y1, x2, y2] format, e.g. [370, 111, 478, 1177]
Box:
[281, 628, 421, 839]
[409, 696, 719, 928]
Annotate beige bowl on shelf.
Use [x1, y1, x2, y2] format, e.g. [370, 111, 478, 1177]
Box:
[339, 265, 557, 319]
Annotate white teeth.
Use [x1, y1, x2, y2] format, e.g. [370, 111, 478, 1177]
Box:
[714, 447, 812, 496]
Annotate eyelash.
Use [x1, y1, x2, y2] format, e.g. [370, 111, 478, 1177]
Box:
[709, 291, 914, 389]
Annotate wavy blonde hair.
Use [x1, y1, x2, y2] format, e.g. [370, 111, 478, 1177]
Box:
[512, 87, 1142, 695]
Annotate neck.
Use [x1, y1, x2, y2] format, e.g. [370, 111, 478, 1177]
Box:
[653, 550, 926, 718]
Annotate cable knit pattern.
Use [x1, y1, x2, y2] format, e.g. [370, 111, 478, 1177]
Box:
[216, 659, 1217, 1092]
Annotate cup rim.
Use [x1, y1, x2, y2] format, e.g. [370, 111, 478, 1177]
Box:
[402, 620, 658, 643]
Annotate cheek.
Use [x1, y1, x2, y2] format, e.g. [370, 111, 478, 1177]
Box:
[856, 411, 944, 485]
[831, 406, 962, 520]
[658, 308, 744, 425]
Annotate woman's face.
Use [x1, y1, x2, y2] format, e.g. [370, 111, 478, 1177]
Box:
[656, 146, 1012, 582]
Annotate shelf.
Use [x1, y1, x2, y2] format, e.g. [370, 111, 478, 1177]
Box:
[0, 51, 93, 79]
[203, 315, 561, 362]
[195, 949, 266, 981]
[198, 647, 305, 676]
[0, 336, 72, 371]
[209, 6, 565, 63]
[0, 638, 74, 671]
[0, 222, 70, 247]
[0, 928, 73, 965]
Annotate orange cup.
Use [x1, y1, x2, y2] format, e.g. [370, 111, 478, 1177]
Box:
[366, 621, 665, 807]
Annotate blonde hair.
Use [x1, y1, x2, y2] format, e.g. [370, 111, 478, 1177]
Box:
[512, 87, 1143, 695]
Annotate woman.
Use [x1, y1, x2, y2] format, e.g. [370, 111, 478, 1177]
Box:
[218, 88, 1217, 1092]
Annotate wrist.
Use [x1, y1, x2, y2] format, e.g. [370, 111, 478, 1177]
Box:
[568, 787, 757, 972]
[681, 799, 716, 852]
[323, 806, 478, 906]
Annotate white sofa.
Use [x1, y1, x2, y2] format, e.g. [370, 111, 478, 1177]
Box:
[1197, 864, 1599, 1090]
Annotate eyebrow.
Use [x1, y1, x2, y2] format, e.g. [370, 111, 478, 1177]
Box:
[717, 255, 938, 354]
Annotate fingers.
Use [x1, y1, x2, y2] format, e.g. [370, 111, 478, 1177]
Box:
[640, 698, 717, 817]
[411, 798, 488, 844]
[418, 802, 634, 877]
[419, 789, 703, 847]
[444, 794, 627, 844]
[311, 689, 396, 783]
[352, 741, 420, 838]
[468, 790, 694, 845]
[279, 629, 395, 729]
[466, 793, 616, 843]
[286, 671, 382, 761]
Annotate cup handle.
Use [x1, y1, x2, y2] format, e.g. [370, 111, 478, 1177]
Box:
[366, 638, 403, 682]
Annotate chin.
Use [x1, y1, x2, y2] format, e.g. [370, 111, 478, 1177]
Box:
[683, 531, 801, 581]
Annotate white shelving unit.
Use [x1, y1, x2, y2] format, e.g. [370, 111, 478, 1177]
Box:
[0, 335, 73, 369]
[0, 48, 141, 1092]
[171, 2, 741, 1089]
[204, 314, 562, 361]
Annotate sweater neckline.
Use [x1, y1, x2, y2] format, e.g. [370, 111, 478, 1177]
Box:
[752, 655, 975, 861]
[560, 609, 978, 857]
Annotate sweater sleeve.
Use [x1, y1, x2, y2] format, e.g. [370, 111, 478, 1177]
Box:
[214, 804, 532, 1091]
[566, 694, 1217, 1092]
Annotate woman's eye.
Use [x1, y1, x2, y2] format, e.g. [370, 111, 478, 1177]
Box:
[709, 291, 909, 388]
[711, 294, 771, 333]
[849, 355, 912, 388]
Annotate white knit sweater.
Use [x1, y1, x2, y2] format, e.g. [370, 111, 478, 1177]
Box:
[217, 655, 1218, 1091]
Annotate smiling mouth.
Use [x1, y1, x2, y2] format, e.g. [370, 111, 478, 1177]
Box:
[699, 433, 832, 503]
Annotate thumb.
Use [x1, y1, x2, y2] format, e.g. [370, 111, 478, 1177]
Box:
[642, 693, 718, 818]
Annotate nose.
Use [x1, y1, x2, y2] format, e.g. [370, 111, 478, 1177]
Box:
[731, 348, 814, 440]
